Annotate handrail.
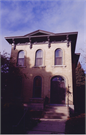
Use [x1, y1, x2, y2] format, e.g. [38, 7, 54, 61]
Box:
[12, 107, 28, 133]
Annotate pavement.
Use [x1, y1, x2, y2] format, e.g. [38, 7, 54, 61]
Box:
[27, 105, 69, 134]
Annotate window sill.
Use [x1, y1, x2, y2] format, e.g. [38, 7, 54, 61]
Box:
[16, 66, 26, 68]
[52, 65, 66, 68]
[33, 65, 46, 68]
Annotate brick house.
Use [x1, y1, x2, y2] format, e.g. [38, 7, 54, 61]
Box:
[5, 30, 80, 110]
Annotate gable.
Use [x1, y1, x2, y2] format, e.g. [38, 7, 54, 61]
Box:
[24, 30, 54, 37]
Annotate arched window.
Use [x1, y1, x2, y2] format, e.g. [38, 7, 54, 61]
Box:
[55, 49, 62, 65]
[17, 51, 24, 66]
[33, 76, 42, 98]
[35, 49, 43, 66]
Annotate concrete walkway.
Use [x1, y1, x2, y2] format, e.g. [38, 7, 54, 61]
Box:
[27, 105, 69, 134]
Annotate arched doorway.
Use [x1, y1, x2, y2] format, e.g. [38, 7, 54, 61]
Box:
[50, 76, 66, 104]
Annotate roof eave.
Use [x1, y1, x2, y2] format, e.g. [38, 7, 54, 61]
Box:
[5, 31, 78, 39]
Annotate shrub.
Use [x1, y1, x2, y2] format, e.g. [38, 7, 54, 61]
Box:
[65, 113, 85, 134]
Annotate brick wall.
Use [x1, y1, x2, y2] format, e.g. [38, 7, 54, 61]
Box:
[11, 41, 73, 105]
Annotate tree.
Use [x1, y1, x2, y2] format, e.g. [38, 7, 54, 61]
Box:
[1, 52, 25, 134]
[76, 62, 85, 87]
[1, 52, 10, 98]
[75, 62, 85, 114]
[1, 52, 23, 103]
[79, 48, 86, 73]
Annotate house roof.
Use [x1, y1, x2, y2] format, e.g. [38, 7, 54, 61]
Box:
[5, 29, 78, 53]
[5, 30, 78, 52]
[5, 30, 78, 39]
[5, 29, 79, 64]
[24, 29, 54, 37]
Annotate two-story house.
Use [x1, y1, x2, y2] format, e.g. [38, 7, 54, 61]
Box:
[5, 30, 80, 110]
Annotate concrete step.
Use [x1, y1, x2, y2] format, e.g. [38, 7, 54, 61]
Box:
[27, 105, 69, 134]
[43, 105, 69, 119]
[27, 119, 66, 134]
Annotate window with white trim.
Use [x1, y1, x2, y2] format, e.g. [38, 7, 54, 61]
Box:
[55, 49, 63, 65]
[35, 49, 43, 66]
[17, 50, 24, 66]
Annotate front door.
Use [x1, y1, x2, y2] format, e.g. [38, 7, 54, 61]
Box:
[50, 76, 66, 104]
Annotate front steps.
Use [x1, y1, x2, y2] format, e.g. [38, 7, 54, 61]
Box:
[43, 104, 69, 119]
[27, 104, 69, 134]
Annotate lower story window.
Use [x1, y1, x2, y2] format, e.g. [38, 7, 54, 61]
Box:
[33, 76, 42, 98]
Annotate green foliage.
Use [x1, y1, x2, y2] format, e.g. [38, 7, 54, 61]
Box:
[75, 62, 85, 114]
[76, 62, 85, 86]
[1, 52, 22, 103]
[1, 51, 10, 73]
[1, 52, 10, 93]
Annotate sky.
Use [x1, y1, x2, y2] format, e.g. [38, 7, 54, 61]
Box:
[0, 0, 86, 70]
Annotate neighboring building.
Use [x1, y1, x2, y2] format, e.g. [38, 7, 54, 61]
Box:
[5, 30, 80, 110]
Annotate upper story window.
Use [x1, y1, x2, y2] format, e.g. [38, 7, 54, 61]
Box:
[17, 50, 24, 66]
[55, 49, 63, 65]
[35, 49, 43, 66]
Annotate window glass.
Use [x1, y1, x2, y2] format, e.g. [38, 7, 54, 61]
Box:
[18, 51, 24, 66]
[36, 50, 43, 58]
[55, 49, 62, 65]
[36, 50, 43, 66]
[33, 76, 42, 98]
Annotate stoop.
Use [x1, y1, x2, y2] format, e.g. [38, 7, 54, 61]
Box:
[43, 104, 69, 119]
[29, 98, 44, 111]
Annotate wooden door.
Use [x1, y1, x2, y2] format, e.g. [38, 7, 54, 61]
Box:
[50, 76, 66, 104]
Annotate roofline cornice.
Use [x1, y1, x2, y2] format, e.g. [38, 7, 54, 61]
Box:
[5, 31, 78, 39]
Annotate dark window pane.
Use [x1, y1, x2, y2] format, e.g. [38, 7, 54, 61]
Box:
[56, 49, 62, 57]
[33, 76, 42, 98]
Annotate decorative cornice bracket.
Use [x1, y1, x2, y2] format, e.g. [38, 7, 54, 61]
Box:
[66, 35, 69, 47]
[29, 37, 32, 49]
[12, 39, 16, 50]
[47, 36, 51, 48]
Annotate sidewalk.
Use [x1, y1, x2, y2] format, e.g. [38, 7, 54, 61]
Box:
[27, 105, 69, 134]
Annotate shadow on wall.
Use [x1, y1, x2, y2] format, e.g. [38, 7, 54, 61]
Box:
[9, 50, 53, 104]
[8, 48, 67, 105]
[1, 49, 68, 134]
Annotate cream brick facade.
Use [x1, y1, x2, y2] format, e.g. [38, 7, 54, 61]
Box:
[11, 41, 73, 104]
[5, 30, 79, 107]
